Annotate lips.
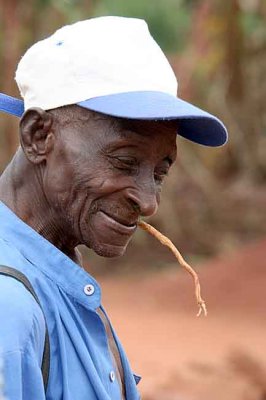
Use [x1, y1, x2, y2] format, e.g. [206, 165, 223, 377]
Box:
[99, 210, 137, 234]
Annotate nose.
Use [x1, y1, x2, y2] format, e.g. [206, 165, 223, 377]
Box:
[126, 184, 159, 217]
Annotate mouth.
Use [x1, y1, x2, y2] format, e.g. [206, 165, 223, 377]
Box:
[99, 210, 137, 233]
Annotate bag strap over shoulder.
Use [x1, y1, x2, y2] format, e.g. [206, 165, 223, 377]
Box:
[0, 265, 50, 392]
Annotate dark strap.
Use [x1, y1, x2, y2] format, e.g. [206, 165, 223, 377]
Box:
[0, 265, 50, 391]
[97, 307, 126, 399]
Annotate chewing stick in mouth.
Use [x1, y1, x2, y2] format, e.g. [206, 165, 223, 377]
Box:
[138, 220, 207, 317]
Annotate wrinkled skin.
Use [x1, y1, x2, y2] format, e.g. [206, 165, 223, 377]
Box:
[0, 106, 177, 262]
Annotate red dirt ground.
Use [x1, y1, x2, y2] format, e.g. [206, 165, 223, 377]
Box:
[99, 239, 266, 399]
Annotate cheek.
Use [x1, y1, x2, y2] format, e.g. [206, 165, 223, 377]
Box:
[42, 162, 80, 212]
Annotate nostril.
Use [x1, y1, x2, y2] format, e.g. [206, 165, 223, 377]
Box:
[125, 187, 158, 217]
[129, 199, 141, 214]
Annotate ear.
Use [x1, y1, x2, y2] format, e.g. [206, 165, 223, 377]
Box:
[19, 107, 55, 164]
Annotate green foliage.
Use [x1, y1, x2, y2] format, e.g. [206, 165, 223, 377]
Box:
[92, 0, 191, 52]
[36, 0, 93, 22]
[240, 11, 266, 42]
[48, 0, 89, 22]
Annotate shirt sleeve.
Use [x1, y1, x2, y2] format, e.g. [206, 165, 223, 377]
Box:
[0, 276, 46, 400]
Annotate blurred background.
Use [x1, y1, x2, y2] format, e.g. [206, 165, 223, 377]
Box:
[0, 1, 266, 399]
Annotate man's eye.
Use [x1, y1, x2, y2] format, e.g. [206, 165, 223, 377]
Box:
[154, 169, 169, 184]
[110, 156, 138, 171]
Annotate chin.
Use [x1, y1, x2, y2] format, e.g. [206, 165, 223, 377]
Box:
[88, 241, 129, 258]
[95, 244, 127, 258]
[81, 221, 134, 258]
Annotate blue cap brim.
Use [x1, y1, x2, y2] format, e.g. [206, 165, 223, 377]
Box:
[0, 91, 228, 147]
[0, 93, 24, 117]
[78, 91, 228, 147]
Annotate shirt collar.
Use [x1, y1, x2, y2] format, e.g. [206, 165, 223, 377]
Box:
[0, 201, 101, 309]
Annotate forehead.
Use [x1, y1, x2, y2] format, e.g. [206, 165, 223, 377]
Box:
[117, 118, 178, 139]
[95, 117, 178, 161]
[53, 105, 177, 153]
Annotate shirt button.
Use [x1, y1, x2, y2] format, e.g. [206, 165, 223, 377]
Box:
[109, 371, 116, 382]
[83, 284, 95, 296]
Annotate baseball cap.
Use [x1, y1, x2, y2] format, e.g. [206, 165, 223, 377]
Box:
[0, 16, 228, 146]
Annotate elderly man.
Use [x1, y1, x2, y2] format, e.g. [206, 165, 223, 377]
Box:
[0, 17, 227, 400]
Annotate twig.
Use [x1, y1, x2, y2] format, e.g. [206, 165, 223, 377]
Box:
[138, 220, 207, 317]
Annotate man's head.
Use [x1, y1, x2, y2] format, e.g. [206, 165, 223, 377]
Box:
[0, 16, 228, 259]
[19, 105, 177, 257]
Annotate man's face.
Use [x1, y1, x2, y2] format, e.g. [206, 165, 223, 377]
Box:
[44, 108, 177, 257]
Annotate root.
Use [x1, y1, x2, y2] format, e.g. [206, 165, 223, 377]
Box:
[138, 220, 207, 317]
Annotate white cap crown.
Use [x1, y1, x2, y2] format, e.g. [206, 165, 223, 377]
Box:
[15, 16, 178, 110]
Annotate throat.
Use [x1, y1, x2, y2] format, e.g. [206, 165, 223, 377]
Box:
[0, 149, 79, 263]
[29, 211, 80, 262]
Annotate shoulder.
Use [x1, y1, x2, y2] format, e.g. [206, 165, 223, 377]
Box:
[0, 274, 45, 353]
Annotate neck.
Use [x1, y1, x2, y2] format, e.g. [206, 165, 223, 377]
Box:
[0, 148, 80, 263]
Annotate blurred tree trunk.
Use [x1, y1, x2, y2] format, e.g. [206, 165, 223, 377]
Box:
[222, 0, 265, 180]
[224, 0, 245, 101]
[0, 0, 21, 162]
[183, 0, 266, 181]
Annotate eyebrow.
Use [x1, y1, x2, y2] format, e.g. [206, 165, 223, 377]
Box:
[104, 120, 177, 162]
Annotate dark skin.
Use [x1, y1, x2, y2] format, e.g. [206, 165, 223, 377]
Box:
[0, 105, 177, 263]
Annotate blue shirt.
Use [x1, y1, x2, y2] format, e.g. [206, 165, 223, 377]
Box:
[0, 201, 141, 400]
